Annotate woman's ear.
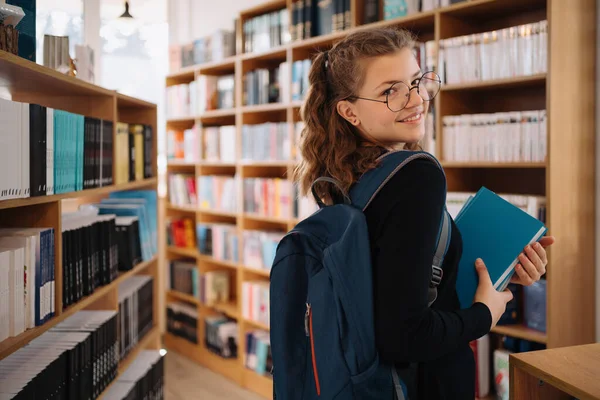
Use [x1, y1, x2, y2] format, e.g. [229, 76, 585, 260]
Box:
[336, 100, 360, 126]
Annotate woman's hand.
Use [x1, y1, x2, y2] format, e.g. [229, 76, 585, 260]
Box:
[510, 236, 555, 286]
[474, 259, 513, 330]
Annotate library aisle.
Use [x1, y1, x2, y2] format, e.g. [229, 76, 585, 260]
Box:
[0, 0, 597, 399]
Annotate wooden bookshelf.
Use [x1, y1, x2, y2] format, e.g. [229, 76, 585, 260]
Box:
[0, 48, 162, 396]
[163, 0, 597, 398]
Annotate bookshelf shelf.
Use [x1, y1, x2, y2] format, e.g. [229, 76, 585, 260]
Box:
[210, 301, 240, 319]
[167, 161, 197, 168]
[198, 254, 239, 270]
[167, 290, 200, 305]
[167, 116, 197, 124]
[245, 318, 270, 332]
[440, 74, 547, 92]
[163, 0, 597, 398]
[0, 177, 157, 210]
[441, 162, 547, 169]
[200, 108, 237, 120]
[116, 93, 157, 108]
[167, 246, 199, 259]
[167, 203, 198, 213]
[199, 56, 237, 75]
[0, 255, 157, 360]
[491, 324, 548, 344]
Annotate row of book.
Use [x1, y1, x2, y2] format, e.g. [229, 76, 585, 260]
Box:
[291, 59, 311, 102]
[442, 110, 547, 163]
[241, 122, 291, 162]
[118, 275, 155, 361]
[166, 75, 235, 119]
[102, 350, 165, 400]
[168, 172, 320, 220]
[171, 29, 236, 72]
[169, 261, 232, 307]
[243, 230, 284, 273]
[166, 217, 196, 249]
[167, 125, 202, 163]
[500, 281, 547, 333]
[439, 20, 548, 85]
[197, 223, 240, 263]
[205, 316, 238, 358]
[204, 125, 237, 163]
[245, 330, 272, 377]
[243, 8, 290, 54]
[0, 99, 112, 200]
[0, 227, 55, 341]
[244, 63, 290, 106]
[242, 280, 270, 328]
[292, 0, 350, 41]
[446, 192, 546, 223]
[115, 122, 154, 185]
[166, 301, 198, 344]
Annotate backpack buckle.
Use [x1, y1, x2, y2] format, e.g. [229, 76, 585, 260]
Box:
[430, 265, 443, 287]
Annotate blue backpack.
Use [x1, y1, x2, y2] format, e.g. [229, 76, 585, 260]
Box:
[269, 150, 452, 400]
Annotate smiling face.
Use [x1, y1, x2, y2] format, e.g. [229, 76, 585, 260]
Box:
[336, 48, 428, 149]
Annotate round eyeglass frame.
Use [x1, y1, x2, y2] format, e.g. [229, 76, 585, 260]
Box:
[346, 71, 442, 113]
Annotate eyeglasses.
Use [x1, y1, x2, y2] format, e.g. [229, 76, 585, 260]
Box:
[347, 71, 441, 112]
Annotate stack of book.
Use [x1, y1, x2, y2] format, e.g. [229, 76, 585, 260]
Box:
[118, 275, 155, 361]
[241, 122, 291, 162]
[167, 301, 198, 344]
[245, 330, 272, 377]
[61, 211, 118, 307]
[0, 310, 119, 399]
[205, 316, 238, 358]
[439, 20, 548, 84]
[0, 227, 55, 340]
[101, 350, 165, 400]
[243, 178, 292, 219]
[442, 110, 547, 163]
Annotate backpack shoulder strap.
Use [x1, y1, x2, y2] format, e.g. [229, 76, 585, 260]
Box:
[348, 150, 451, 305]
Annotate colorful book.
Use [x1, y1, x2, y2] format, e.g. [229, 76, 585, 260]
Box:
[455, 186, 547, 309]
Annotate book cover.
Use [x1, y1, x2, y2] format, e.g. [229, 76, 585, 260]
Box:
[455, 186, 547, 309]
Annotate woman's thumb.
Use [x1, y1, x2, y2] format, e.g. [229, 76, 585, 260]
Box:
[475, 258, 492, 285]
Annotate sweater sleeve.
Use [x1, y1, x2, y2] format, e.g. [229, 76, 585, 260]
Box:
[371, 159, 491, 364]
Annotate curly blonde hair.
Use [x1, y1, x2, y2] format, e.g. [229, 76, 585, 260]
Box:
[294, 27, 419, 205]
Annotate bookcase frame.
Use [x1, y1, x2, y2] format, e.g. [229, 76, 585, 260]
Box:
[162, 0, 597, 398]
[0, 50, 163, 398]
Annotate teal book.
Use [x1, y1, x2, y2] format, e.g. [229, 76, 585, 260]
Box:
[455, 187, 547, 309]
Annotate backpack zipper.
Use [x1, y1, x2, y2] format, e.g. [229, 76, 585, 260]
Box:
[305, 303, 320, 396]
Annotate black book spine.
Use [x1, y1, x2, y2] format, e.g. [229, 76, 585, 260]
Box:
[29, 104, 47, 197]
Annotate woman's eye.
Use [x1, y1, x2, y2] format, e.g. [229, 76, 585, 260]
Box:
[383, 88, 396, 96]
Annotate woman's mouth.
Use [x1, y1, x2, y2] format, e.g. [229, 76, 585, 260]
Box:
[397, 113, 422, 124]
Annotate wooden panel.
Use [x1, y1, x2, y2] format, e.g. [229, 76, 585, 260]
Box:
[491, 324, 547, 344]
[166, 66, 197, 87]
[441, 74, 547, 92]
[0, 50, 113, 97]
[241, 48, 288, 71]
[240, 0, 287, 19]
[199, 56, 237, 76]
[11, 93, 115, 121]
[510, 344, 600, 400]
[241, 107, 288, 124]
[357, 11, 435, 42]
[242, 369, 273, 399]
[200, 109, 237, 126]
[546, 0, 596, 348]
[445, 167, 546, 196]
[510, 364, 571, 400]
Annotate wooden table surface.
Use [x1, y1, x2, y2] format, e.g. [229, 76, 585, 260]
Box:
[510, 343, 600, 400]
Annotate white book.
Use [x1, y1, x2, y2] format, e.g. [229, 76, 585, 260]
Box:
[20, 103, 30, 198]
[0, 99, 24, 200]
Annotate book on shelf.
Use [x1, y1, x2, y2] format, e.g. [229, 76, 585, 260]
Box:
[168, 173, 197, 207]
[469, 334, 490, 399]
[118, 275, 154, 361]
[242, 230, 283, 273]
[42, 34, 70, 73]
[0, 310, 119, 399]
[167, 124, 202, 163]
[103, 350, 165, 400]
[442, 110, 547, 163]
[243, 7, 290, 53]
[74, 44, 95, 84]
[166, 74, 235, 119]
[61, 211, 118, 308]
[241, 122, 290, 162]
[196, 223, 239, 263]
[199, 270, 231, 306]
[204, 125, 236, 163]
[446, 191, 546, 222]
[523, 279, 546, 333]
[166, 217, 196, 249]
[172, 28, 235, 71]
[291, 59, 311, 102]
[115, 216, 143, 272]
[243, 61, 290, 106]
[168, 260, 198, 296]
[243, 178, 292, 219]
[0, 98, 117, 200]
[242, 280, 270, 328]
[205, 316, 238, 358]
[0, 227, 54, 339]
[108, 189, 158, 255]
[167, 301, 198, 344]
[245, 330, 272, 377]
[197, 175, 238, 213]
[438, 20, 548, 84]
[115, 122, 154, 184]
[454, 187, 547, 309]
[292, 0, 350, 40]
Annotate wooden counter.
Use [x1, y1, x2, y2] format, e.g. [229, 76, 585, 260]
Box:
[510, 343, 600, 400]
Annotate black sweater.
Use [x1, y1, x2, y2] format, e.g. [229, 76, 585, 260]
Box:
[363, 157, 492, 400]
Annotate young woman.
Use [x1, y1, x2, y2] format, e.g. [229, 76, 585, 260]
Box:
[293, 27, 554, 399]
